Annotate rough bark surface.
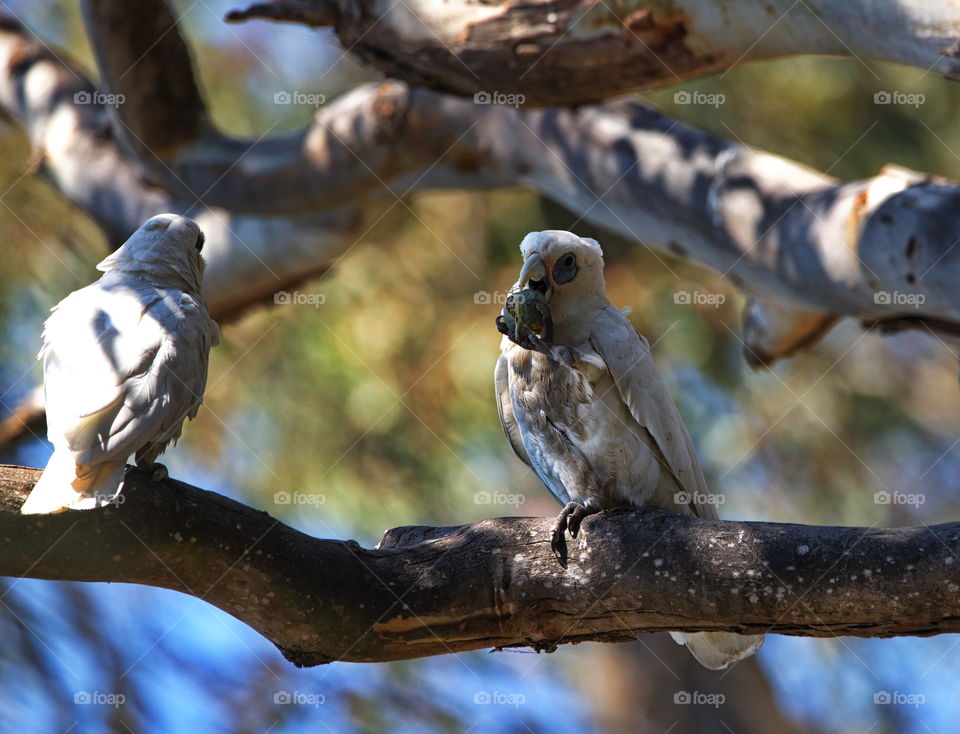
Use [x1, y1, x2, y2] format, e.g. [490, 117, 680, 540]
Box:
[227, 0, 960, 106]
[2, 464, 959, 667]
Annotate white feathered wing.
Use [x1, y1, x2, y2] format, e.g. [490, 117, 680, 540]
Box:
[588, 306, 763, 670]
[21, 277, 218, 514]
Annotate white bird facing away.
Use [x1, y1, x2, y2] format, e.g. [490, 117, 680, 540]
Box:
[20, 213, 220, 515]
[494, 230, 763, 670]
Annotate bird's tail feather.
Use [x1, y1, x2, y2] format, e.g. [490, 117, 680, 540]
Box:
[670, 630, 764, 670]
[20, 452, 126, 515]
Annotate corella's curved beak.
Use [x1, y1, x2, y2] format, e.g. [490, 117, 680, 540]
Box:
[516, 253, 547, 287]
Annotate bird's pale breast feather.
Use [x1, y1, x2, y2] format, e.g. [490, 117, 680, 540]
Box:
[497, 341, 590, 505]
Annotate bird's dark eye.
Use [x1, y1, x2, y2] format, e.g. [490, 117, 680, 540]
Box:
[553, 252, 577, 284]
[195, 232, 205, 252]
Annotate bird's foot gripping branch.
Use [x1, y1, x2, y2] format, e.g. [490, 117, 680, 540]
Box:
[1, 464, 959, 666]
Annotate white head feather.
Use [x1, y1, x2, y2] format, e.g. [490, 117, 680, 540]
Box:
[517, 230, 608, 330]
[97, 213, 207, 294]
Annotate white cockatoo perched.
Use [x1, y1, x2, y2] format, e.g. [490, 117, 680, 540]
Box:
[495, 230, 763, 670]
[20, 214, 220, 515]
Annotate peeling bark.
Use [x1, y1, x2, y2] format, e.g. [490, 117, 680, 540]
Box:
[2, 464, 960, 666]
[228, 0, 960, 106]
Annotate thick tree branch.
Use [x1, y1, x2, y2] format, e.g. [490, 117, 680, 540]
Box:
[2, 463, 959, 667]
[80, 0, 504, 214]
[227, 0, 960, 106]
[83, 0, 208, 160]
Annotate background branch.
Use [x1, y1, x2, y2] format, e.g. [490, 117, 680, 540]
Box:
[2, 464, 959, 667]
[83, 0, 208, 161]
[228, 0, 960, 106]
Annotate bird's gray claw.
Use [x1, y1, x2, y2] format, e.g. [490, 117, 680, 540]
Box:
[550, 522, 568, 566]
[568, 511, 583, 538]
[551, 514, 567, 548]
[567, 501, 596, 537]
[550, 501, 600, 565]
[551, 501, 593, 565]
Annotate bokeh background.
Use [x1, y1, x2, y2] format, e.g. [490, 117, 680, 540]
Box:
[1, 1, 959, 732]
